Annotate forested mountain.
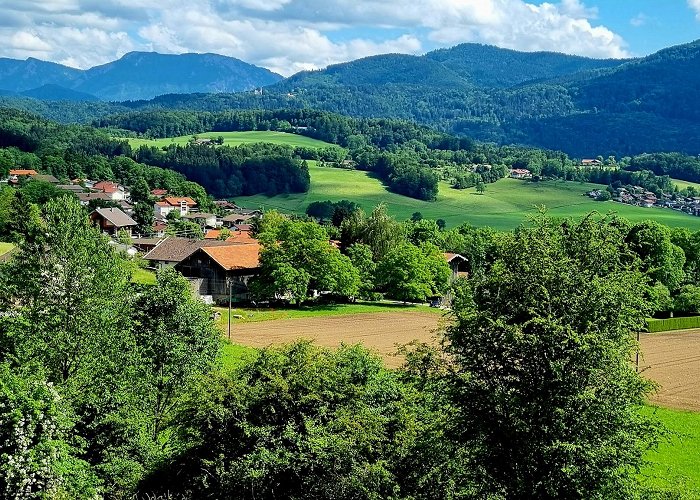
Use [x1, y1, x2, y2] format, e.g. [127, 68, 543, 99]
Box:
[1, 40, 700, 157]
[0, 52, 283, 101]
[423, 43, 627, 88]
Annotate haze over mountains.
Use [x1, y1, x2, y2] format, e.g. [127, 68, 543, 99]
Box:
[0, 52, 283, 101]
[1, 40, 699, 157]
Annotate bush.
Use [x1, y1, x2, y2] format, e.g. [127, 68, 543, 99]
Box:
[646, 316, 700, 332]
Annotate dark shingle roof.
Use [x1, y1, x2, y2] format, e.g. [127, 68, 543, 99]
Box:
[143, 237, 235, 264]
[93, 208, 137, 227]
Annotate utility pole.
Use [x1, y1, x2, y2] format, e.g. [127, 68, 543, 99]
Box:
[227, 277, 232, 341]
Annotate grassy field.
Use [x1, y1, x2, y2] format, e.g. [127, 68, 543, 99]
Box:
[214, 301, 436, 327]
[234, 164, 700, 230]
[0, 242, 14, 256]
[130, 267, 157, 285]
[641, 406, 700, 495]
[673, 178, 700, 191]
[126, 131, 338, 149]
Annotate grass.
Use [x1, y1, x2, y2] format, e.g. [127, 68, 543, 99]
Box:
[219, 341, 257, 372]
[673, 178, 700, 191]
[0, 242, 14, 256]
[647, 316, 700, 333]
[214, 301, 436, 327]
[233, 164, 700, 230]
[130, 267, 157, 285]
[126, 131, 338, 150]
[640, 406, 700, 495]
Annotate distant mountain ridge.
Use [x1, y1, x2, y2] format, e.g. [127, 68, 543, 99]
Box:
[0, 51, 283, 101]
[2, 40, 700, 157]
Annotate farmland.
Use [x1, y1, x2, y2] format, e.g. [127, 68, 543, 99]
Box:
[234, 164, 700, 230]
[126, 130, 338, 149]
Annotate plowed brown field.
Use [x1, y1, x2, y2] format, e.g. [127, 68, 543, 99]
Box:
[230, 311, 446, 368]
[640, 330, 700, 411]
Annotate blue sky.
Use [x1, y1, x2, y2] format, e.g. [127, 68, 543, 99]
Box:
[0, 0, 698, 75]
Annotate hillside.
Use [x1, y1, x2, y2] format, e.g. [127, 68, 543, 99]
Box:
[233, 163, 700, 231]
[0, 52, 283, 101]
[1, 40, 700, 157]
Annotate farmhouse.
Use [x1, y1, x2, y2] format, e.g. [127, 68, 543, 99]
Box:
[93, 181, 129, 201]
[90, 207, 138, 236]
[151, 188, 168, 198]
[154, 196, 197, 217]
[175, 243, 261, 303]
[183, 212, 218, 228]
[580, 159, 603, 167]
[8, 169, 38, 184]
[444, 253, 469, 281]
[142, 237, 235, 269]
[510, 168, 532, 179]
[222, 213, 258, 227]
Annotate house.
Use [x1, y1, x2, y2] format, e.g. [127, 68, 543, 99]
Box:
[8, 169, 38, 184]
[580, 159, 603, 167]
[93, 181, 129, 201]
[214, 200, 240, 210]
[130, 238, 163, 253]
[154, 196, 197, 217]
[152, 220, 168, 237]
[221, 213, 258, 227]
[142, 237, 235, 269]
[444, 253, 469, 281]
[57, 184, 87, 194]
[204, 229, 257, 244]
[510, 168, 532, 179]
[90, 207, 138, 236]
[183, 212, 218, 228]
[151, 188, 168, 198]
[33, 174, 60, 184]
[77, 192, 117, 206]
[176, 243, 261, 303]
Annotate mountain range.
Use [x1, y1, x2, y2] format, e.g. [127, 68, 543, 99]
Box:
[1, 40, 699, 157]
[0, 52, 283, 101]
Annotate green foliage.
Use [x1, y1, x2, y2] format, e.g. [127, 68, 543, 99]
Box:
[253, 214, 360, 303]
[627, 221, 686, 292]
[346, 243, 376, 299]
[145, 342, 433, 499]
[672, 284, 700, 315]
[377, 242, 450, 303]
[444, 214, 660, 497]
[0, 364, 99, 498]
[646, 315, 700, 333]
[131, 268, 221, 444]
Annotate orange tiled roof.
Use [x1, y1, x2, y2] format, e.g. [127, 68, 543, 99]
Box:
[9, 169, 37, 176]
[164, 196, 196, 206]
[204, 229, 257, 244]
[151, 189, 168, 196]
[201, 243, 260, 271]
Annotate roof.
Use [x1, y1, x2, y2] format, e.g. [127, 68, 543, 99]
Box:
[222, 213, 257, 223]
[93, 181, 122, 193]
[77, 192, 114, 202]
[183, 212, 215, 219]
[143, 237, 234, 263]
[444, 252, 468, 263]
[57, 184, 86, 192]
[33, 174, 60, 183]
[234, 224, 252, 232]
[164, 196, 196, 207]
[9, 169, 37, 176]
[200, 243, 261, 271]
[151, 189, 168, 196]
[93, 207, 137, 227]
[204, 229, 257, 244]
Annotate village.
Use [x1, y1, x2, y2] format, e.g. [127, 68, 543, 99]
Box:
[587, 185, 700, 216]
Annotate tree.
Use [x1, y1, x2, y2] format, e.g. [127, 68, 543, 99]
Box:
[411, 211, 423, 222]
[475, 181, 486, 194]
[673, 284, 700, 314]
[0, 364, 99, 498]
[444, 214, 659, 498]
[217, 227, 232, 240]
[133, 202, 155, 236]
[362, 204, 403, 261]
[145, 343, 429, 499]
[131, 268, 220, 443]
[346, 243, 376, 299]
[130, 177, 152, 205]
[626, 220, 685, 292]
[436, 218, 446, 230]
[377, 242, 449, 303]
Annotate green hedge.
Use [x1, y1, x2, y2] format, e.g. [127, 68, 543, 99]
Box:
[647, 316, 700, 333]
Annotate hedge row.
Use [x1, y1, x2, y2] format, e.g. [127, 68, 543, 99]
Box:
[646, 316, 700, 333]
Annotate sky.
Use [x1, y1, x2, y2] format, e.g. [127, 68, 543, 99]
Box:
[0, 0, 698, 76]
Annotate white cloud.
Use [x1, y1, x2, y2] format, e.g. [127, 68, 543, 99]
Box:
[630, 13, 648, 28]
[0, 0, 630, 74]
[689, 0, 700, 19]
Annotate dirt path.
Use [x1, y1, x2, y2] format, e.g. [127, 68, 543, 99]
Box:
[230, 311, 445, 368]
[640, 330, 700, 411]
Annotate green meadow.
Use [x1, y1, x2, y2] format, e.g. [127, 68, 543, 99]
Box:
[126, 130, 337, 149]
[234, 164, 700, 230]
